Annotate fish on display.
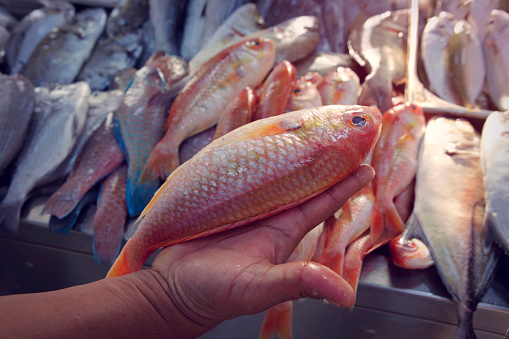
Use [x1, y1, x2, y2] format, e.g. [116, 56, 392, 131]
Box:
[106, 104, 382, 277]
[285, 73, 323, 112]
[0, 82, 90, 234]
[421, 12, 458, 105]
[142, 37, 276, 181]
[467, 0, 498, 40]
[404, 116, 499, 339]
[93, 164, 128, 265]
[76, 30, 143, 91]
[178, 126, 216, 165]
[105, 0, 148, 38]
[0, 74, 35, 173]
[0, 26, 9, 62]
[480, 111, 509, 254]
[136, 19, 154, 68]
[433, 0, 470, 20]
[484, 9, 509, 111]
[44, 112, 124, 220]
[5, 1, 75, 74]
[370, 103, 425, 242]
[114, 52, 188, 217]
[188, 3, 266, 74]
[213, 86, 258, 140]
[0, 6, 18, 30]
[22, 8, 107, 86]
[179, 0, 207, 60]
[318, 66, 360, 105]
[448, 20, 485, 108]
[253, 60, 296, 120]
[350, 9, 409, 113]
[389, 234, 434, 269]
[148, 0, 187, 57]
[109, 67, 137, 92]
[294, 52, 363, 78]
[259, 223, 323, 339]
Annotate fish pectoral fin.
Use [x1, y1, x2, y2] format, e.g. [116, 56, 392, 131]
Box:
[225, 120, 302, 143]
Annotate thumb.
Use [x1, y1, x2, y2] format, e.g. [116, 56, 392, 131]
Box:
[254, 261, 355, 312]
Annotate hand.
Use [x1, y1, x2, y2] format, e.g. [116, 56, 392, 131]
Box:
[147, 164, 375, 334]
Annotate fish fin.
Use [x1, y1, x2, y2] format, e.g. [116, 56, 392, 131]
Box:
[370, 206, 384, 243]
[0, 199, 23, 235]
[482, 212, 497, 255]
[49, 214, 78, 235]
[384, 203, 406, 235]
[225, 119, 302, 143]
[43, 185, 82, 219]
[452, 303, 475, 339]
[140, 142, 180, 182]
[113, 118, 130, 165]
[106, 239, 154, 278]
[342, 232, 373, 296]
[126, 176, 161, 218]
[106, 246, 131, 278]
[259, 302, 293, 339]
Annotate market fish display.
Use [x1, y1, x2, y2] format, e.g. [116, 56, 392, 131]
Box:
[93, 164, 128, 265]
[448, 20, 485, 108]
[142, 37, 276, 181]
[189, 3, 265, 74]
[76, 30, 143, 91]
[370, 103, 425, 242]
[389, 235, 434, 269]
[107, 105, 382, 277]
[253, 60, 296, 121]
[44, 113, 124, 219]
[350, 9, 409, 113]
[148, 0, 186, 56]
[0, 74, 35, 173]
[484, 9, 509, 111]
[480, 111, 509, 254]
[404, 116, 499, 339]
[105, 0, 148, 38]
[5, 1, 75, 74]
[114, 52, 188, 217]
[421, 12, 458, 105]
[22, 8, 107, 86]
[285, 73, 323, 112]
[318, 66, 360, 105]
[0, 82, 90, 234]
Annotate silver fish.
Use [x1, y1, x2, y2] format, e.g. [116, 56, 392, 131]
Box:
[293, 52, 363, 78]
[76, 30, 143, 91]
[136, 19, 154, 67]
[188, 3, 265, 74]
[480, 111, 509, 254]
[448, 20, 485, 108]
[5, 1, 75, 74]
[0, 26, 9, 62]
[0, 82, 90, 235]
[22, 8, 107, 86]
[467, 0, 498, 40]
[350, 9, 409, 113]
[421, 12, 458, 105]
[484, 9, 509, 111]
[405, 116, 499, 339]
[0, 74, 35, 172]
[434, 0, 470, 20]
[149, 0, 187, 56]
[179, 0, 207, 60]
[106, 0, 148, 38]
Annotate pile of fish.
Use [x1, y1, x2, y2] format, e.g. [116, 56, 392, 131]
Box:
[0, 1, 508, 338]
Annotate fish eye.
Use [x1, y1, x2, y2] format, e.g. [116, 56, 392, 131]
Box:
[248, 40, 261, 47]
[352, 116, 366, 127]
[294, 87, 301, 94]
[402, 241, 417, 251]
[410, 104, 417, 111]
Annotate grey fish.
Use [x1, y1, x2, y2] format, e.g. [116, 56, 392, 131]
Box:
[349, 9, 410, 113]
[405, 116, 499, 339]
[22, 8, 107, 86]
[148, 0, 187, 56]
[5, 1, 75, 74]
[136, 19, 154, 67]
[0, 74, 35, 173]
[109, 67, 137, 91]
[0, 6, 18, 30]
[0, 82, 90, 235]
[106, 0, 148, 38]
[76, 30, 143, 91]
[480, 111, 509, 254]
[293, 52, 364, 78]
[179, 0, 207, 59]
[467, 0, 498, 40]
[484, 9, 509, 110]
[188, 3, 265, 74]
[421, 12, 458, 105]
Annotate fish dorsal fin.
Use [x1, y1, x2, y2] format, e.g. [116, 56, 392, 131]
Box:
[221, 119, 302, 143]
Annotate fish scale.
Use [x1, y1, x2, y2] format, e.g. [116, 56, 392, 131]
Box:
[107, 105, 381, 277]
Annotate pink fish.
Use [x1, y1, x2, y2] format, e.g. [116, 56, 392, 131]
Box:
[142, 37, 276, 181]
[107, 105, 382, 277]
[213, 87, 258, 139]
[318, 67, 360, 105]
[285, 73, 323, 112]
[389, 235, 434, 269]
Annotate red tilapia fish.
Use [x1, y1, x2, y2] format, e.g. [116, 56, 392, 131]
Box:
[107, 105, 382, 277]
[142, 37, 276, 181]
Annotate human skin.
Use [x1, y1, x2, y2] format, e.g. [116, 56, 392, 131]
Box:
[0, 164, 374, 339]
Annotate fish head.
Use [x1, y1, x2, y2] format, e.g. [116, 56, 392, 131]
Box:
[233, 3, 266, 33]
[234, 37, 276, 75]
[286, 75, 322, 111]
[389, 236, 434, 269]
[314, 105, 382, 160]
[485, 10, 509, 47]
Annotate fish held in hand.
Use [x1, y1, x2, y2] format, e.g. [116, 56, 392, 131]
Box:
[107, 104, 382, 277]
[142, 37, 276, 181]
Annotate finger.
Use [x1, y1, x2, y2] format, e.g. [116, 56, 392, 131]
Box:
[243, 261, 355, 315]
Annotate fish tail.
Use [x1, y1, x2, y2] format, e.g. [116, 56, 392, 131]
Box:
[452, 304, 476, 339]
[259, 301, 293, 339]
[140, 142, 180, 182]
[0, 198, 23, 235]
[43, 185, 82, 219]
[49, 214, 78, 234]
[342, 233, 373, 295]
[126, 176, 161, 218]
[370, 206, 384, 243]
[384, 203, 406, 235]
[318, 217, 346, 275]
